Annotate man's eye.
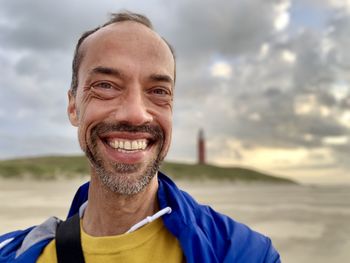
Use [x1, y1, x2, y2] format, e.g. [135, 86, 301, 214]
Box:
[92, 82, 114, 89]
[148, 87, 173, 105]
[89, 81, 121, 100]
[153, 89, 166, 95]
[151, 88, 170, 96]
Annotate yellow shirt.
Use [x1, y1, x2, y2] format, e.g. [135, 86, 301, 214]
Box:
[37, 218, 184, 263]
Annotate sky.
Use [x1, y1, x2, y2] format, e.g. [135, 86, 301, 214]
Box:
[0, 0, 349, 185]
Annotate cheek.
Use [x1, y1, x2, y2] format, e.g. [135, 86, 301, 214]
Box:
[76, 102, 106, 149]
[159, 111, 173, 155]
[76, 117, 91, 152]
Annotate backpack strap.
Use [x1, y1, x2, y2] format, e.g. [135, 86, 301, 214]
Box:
[55, 213, 85, 263]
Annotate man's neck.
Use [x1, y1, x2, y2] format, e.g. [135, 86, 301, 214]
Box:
[82, 173, 159, 236]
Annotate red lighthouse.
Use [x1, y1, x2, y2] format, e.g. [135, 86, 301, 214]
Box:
[198, 129, 206, 164]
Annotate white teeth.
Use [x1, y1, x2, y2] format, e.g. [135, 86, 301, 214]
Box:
[113, 141, 119, 149]
[131, 141, 138, 150]
[108, 139, 148, 151]
[138, 140, 147, 150]
[124, 141, 131, 150]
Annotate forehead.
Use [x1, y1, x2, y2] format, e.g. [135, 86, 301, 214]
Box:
[78, 22, 175, 80]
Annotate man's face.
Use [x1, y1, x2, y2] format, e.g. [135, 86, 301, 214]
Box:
[68, 22, 175, 195]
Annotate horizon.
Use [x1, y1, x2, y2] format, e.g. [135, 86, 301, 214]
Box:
[0, 153, 340, 185]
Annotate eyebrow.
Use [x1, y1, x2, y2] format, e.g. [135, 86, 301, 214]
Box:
[90, 66, 174, 85]
[90, 66, 124, 78]
[149, 74, 174, 86]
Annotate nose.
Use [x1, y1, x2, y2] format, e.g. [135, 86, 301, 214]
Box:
[114, 86, 153, 126]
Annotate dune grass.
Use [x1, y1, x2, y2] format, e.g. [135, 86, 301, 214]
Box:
[0, 155, 295, 183]
[160, 162, 295, 183]
[0, 156, 89, 179]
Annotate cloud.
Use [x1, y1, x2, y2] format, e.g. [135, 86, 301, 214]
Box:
[210, 61, 233, 79]
[0, 133, 80, 159]
[164, 0, 282, 58]
[281, 49, 296, 63]
[167, 1, 350, 181]
[274, 0, 291, 31]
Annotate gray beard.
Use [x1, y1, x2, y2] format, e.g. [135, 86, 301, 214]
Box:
[94, 154, 161, 195]
[84, 122, 164, 195]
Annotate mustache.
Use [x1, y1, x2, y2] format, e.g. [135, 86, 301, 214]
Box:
[91, 121, 164, 141]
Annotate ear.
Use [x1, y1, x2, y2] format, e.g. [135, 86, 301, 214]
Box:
[67, 90, 79, 126]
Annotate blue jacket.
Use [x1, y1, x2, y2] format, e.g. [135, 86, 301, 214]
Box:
[0, 172, 281, 262]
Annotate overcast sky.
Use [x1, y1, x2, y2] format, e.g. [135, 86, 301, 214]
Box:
[0, 0, 349, 184]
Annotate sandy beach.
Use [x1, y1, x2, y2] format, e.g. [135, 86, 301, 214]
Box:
[1, 178, 349, 263]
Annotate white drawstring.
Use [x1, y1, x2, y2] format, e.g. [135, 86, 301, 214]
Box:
[79, 201, 88, 218]
[78, 202, 172, 234]
[126, 207, 172, 233]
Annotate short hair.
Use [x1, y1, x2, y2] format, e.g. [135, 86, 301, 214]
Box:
[70, 11, 176, 96]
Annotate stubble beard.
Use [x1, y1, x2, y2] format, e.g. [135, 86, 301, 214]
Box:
[84, 122, 165, 195]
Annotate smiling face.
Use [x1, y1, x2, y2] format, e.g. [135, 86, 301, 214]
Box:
[68, 21, 175, 195]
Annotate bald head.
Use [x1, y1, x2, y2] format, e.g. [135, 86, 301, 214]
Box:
[70, 11, 176, 96]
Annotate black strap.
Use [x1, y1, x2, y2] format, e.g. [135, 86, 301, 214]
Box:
[55, 213, 85, 263]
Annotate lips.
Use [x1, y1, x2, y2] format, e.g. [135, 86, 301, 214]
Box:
[88, 122, 163, 164]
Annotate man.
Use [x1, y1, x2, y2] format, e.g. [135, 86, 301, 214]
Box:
[0, 11, 281, 263]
